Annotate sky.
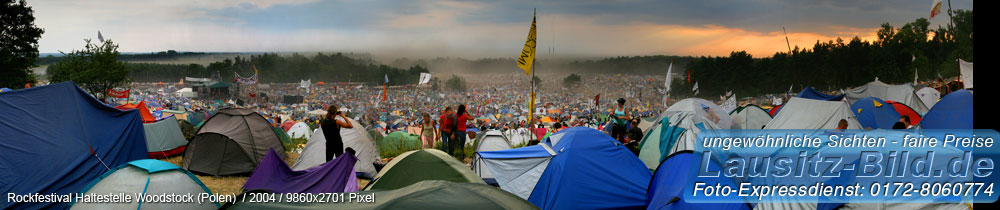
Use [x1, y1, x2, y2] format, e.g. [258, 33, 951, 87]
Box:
[29, 0, 972, 58]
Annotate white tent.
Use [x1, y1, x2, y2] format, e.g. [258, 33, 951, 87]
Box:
[471, 130, 513, 183]
[764, 97, 861, 129]
[729, 105, 772, 129]
[915, 86, 941, 109]
[663, 98, 732, 129]
[503, 127, 531, 146]
[288, 122, 311, 139]
[844, 79, 929, 114]
[292, 117, 380, 177]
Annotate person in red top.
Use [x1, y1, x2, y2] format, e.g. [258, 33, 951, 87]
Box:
[440, 106, 454, 154]
[451, 104, 469, 159]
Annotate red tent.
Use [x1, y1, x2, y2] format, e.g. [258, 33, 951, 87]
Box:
[280, 120, 296, 132]
[768, 104, 783, 117]
[115, 101, 157, 123]
[885, 100, 922, 125]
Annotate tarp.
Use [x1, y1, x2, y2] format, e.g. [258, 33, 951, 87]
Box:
[920, 90, 972, 129]
[885, 100, 922, 125]
[915, 87, 941, 109]
[183, 108, 286, 176]
[646, 151, 751, 210]
[293, 117, 381, 178]
[729, 105, 772, 130]
[364, 149, 484, 190]
[115, 101, 157, 123]
[471, 130, 513, 184]
[71, 159, 218, 209]
[850, 97, 901, 129]
[144, 115, 188, 158]
[844, 79, 930, 114]
[0, 82, 148, 209]
[222, 180, 539, 210]
[243, 149, 358, 193]
[765, 97, 862, 129]
[796, 86, 845, 101]
[288, 122, 311, 138]
[480, 127, 652, 210]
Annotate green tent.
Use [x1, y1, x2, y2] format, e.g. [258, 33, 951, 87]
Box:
[377, 131, 421, 157]
[364, 149, 484, 191]
[273, 127, 291, 144]
[222, 180, 538, 210]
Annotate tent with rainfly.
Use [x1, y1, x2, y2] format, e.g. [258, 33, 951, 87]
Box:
[920, 89, 972, 129]
[850, 97, 901, 129]
[478, 127, 652, 210]
[844, 79, 930, 114]
[243, 149, 358, 193]
[292, 117, 381, 178]
[115, 101, 158, 123]
[471, 130, 514, 185]
[637, 98, 730, 170]
[764, 97, 862, 129]
[364, 149, 484, 191]
[222, 180, 539, 210]
[0, 82, 148, 209]
[183, 108, 286, 176]
[646, 151, 752, 210]
[70, 159, 218, 210]
[728, 105, 772, 129]
[142, 115, 189, 158]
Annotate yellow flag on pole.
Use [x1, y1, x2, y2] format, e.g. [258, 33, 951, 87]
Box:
[516, 13, 537, 75]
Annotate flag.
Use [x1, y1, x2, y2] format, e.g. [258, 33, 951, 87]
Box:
[384, 74, 389, 84]
[959, 59, 973, 89]
[687, 70, 691, 84]
[107, 88, 129, 98]
[788, 84, 793, 93]
[692, 82, 699, 95]
[418, 73, 432, 84]
[930, 0, 943, 19]
[382, 74, 388, 101]
[516, 11, 537, 75]
[664, 61, 673, 92]
[98, 31, 104, 42]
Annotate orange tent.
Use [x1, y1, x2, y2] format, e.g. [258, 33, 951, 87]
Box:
[115, 101, 157, 123]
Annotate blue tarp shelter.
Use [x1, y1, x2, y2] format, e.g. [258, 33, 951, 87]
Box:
[920, 90, 973, 129]
[0, 82, 148, 209]
[479, 127, 652, 210]
[850, 97, 901, 129]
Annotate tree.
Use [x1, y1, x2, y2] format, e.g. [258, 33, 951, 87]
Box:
[445, 75, 466, 91]
[562, 74, 582, 88]
[48, 39, 130, 99]
[1, 0, 44, 88]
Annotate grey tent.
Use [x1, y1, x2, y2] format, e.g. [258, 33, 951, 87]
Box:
[844, 79, 930, 114]
[728, 105, 772, 129]
[764, 97, 861, 129]
[471, 130, 513, 184]
[144, 115, 189, 158]
[182, 108, 286, 176]
[915, 86, 941, 109]
[71, 159, 217, 210]
[287, 122, 311, 139]
[222, 180, 539, 210]
[292, 117, 381, 178]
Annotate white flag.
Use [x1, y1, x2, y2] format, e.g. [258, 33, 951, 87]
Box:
[959, 59, 973, 89]
[664, 61, 673, 92]
[787, 85, 793, 93]
[418, 73, 432, 85]
[98, 31, 104, 42]
[692, 82, 699, 95]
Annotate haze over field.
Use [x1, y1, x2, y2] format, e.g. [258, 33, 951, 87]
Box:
[30, 0, 971, 60]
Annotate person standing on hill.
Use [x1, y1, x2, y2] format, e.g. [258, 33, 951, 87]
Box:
[612, 98, 630, 143]
[419, 113, 437, 149]
[452, 104, 470, 159]
[323, 105, 353, 161]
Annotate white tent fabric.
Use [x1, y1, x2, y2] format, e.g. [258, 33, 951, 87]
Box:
[959, 59, 973, 89]
[664, 98, 732, 129]
[503, 128, 532, 146]
[729, 105, 772, 130]
[472, 131, 514, 180]
[143, 115, 188, 154]
[915, 87, 941, 109]
[844, 80, 929, 114]
[764, 97, 862, 129]
[288, 122, 311, 138]
[292, 117, 380, 177]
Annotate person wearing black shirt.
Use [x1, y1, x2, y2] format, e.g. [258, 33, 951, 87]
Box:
[322, 105, 353, 161]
